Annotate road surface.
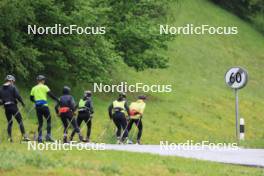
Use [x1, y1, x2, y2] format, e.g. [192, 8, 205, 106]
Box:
[88, 144, 264, 167]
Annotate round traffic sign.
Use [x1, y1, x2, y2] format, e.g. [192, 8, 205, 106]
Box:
[225, 67, 248, 89]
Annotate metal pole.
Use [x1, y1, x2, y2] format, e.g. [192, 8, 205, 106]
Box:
[235, 89, 239, 140]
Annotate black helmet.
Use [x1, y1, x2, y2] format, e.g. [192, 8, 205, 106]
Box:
[119, 92, 126, 98]
[36, 75, 46, 81]
[138, 95, 146, 100]
[5, 75, 15, 82]
[63, 86, 71, 94]
[84, 90, 92, 97]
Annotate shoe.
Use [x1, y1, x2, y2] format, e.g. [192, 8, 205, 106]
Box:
[22, 136, 31, 142]
[85, 138, 90, 143]
[8, 137, 13, 143]
[126, 139, 133, 144]
[119, 137, 127, 145]
[63, 137, 68, 144]
[116, 137, 121, 144]
[78, 135, 86, 142]
[46, 135, 55, 142]
[69, 136, 73, 141]
[38, 136, 43, 143]
[136, 140, 141, 145]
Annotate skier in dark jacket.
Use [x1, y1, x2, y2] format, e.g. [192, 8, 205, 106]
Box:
[0, 75, 30, 142]
[108, 92, 129, 144]
[55, 86, 84, 143]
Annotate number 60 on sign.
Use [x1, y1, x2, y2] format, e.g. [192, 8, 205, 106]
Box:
[225, 67, 248, 89]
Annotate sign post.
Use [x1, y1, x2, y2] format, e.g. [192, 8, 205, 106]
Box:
[235, 89, 239, 139]
[225, 67, 248, 140]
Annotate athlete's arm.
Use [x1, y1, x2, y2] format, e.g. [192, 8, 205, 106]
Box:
[108, 103, 113, 119]
[30, 95, 35, 102]
[47, 91, 59, 102]
[14, 86, 25, 106]
[0, 89, 3, 106]
[70, 96, 76, 111]
[30, 87, 35, 103]
[55, 102, 60, 114]
[86, 99, 94, 114]
[139, 104, 146, 118]
[124, 101, 130, 115]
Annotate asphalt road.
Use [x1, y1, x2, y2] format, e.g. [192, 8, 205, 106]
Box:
[100, 144, 264, 167]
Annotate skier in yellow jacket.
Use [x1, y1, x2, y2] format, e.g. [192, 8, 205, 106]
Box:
[127, 95, 146, 144]
[108, 92, 129, 144]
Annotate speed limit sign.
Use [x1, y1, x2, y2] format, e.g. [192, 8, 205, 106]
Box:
[225, 67, 248, 89]
[225, 67, 248, 141]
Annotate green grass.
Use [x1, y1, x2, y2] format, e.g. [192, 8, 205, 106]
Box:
[0, 0, 264, 175]
[0, 143, 263, 176]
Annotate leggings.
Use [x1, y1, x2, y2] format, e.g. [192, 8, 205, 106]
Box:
[71, 111, 91, 139]
[127, 119, 143, 140]
[60, 112, 80, 136]
[36, 106, 51, 139]
[113, 111, 128, 140]
[4, 104, 25, 137]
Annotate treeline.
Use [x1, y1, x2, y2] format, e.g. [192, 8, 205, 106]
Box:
[0, 0, 171, 83]
[211, 0, 264, 34]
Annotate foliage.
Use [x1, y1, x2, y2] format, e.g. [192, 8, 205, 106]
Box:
[95, 0, 171, 71]
[211, 0, 264, 34]
[0, 0, 170, 83]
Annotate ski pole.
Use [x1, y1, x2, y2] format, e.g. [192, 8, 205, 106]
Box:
[18, 104, 36, 142]
[119, 116, 131, 143]
[130, 118, 142, 143]
[76, 114, 92, 142]
[95, 119, 113, 143]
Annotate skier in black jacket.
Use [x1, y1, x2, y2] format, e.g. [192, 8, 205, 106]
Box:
[55, 86, 84, 143]
[0, 75, 30, 142]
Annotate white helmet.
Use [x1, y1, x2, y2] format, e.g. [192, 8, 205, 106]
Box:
[84, 90, 92, 97]
[5, 75, 15, 82]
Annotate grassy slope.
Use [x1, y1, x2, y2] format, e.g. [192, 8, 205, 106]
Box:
[0, 144, 263, 176]
[0, 0, 264, 175]
[110, 0, 264, 146]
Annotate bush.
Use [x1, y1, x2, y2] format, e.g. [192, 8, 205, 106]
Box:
[211, 0, 264, 34]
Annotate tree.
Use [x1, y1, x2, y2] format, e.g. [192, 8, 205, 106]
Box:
[96, 0, 170, 71]
[0, 0, 171, 84]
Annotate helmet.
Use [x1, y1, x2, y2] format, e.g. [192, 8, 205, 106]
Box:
[84, 90, 92, 97]
[119, 92, 126, 98]
[5, 75, 15, 82]
[36, 75, 46, 81]
[63, 86, 71, 94]
[138, 95, 146, 100]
